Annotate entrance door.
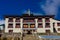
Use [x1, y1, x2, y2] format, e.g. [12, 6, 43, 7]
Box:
[27, 30, 31, 34]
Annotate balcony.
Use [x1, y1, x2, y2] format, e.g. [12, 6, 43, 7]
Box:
[8, 24, 13, 28]
[8, 20, 13, 22]
[45, 26, 50, 28]
[15, 18, 20, 22]
[15, 25, 20, 28]
[23, 24, 28, 28]
[8, 18, 13, 22]
[57, 23, 60, 26]
[45, 18, 50, 22]
[30, 24, 35, 28]
[38, 25, 43, 28]
[38, 20, 42, 22]
[23, 20, 35, 22]
[45, 23, 50, 28]
[15, 20, 20, 22]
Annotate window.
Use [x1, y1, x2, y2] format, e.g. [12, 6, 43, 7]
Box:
[45, 23, 50, 28]
[23, 24, 28, 28]
[15, 24, 20, 28]
[57, 23, 60, 26]
[0, 34, 2, 37]
[23, 20, 34, 22]
[15, 18, 20, 22]
[46, 30, 50, 33]
[8, 17, 13, 22]
[9, 30, 13, 33]
[30, 24, 35, 28]
[45, 18, 50, 22]
[38, 18, 42, 22]
[38, 23, 43, 28]
[23, 18, 34, 22]
[58, 28, 60, 31]
[8, 24, 13, 28]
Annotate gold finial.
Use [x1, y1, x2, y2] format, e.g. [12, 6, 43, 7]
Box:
[27, 9, 30, 16]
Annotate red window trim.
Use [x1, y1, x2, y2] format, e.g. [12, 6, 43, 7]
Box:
[8, 24, 13, 28]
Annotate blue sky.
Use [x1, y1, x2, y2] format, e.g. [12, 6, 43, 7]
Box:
[0, 0, 60, 24]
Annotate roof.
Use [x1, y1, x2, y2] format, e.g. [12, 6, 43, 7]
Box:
[4, 14, 55, 18]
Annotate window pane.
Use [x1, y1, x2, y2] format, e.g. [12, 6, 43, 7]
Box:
[45, 23, 50, 28]
[8, 24, 13, 28]
[45, 18, 50, 22]
[30, 24, 35, 28]
[8, 18, 13, 22]
[57, 23, 60, 26]
[23, 24, 28, 28]
[15, 24, 20, 28]
[15, 18, 20, 22]
[38, 18, 42, 22]
[38, 23, 43, 28]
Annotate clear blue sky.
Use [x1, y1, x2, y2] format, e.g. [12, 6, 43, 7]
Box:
[0, 0, 60, 20]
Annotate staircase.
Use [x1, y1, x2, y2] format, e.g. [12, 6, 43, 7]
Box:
[23, 34, 39, 40]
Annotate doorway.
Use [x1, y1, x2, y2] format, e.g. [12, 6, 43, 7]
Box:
[27, 30, 32, 34]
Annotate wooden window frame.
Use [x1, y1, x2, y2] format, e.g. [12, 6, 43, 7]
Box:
[8, 24, 13, 28]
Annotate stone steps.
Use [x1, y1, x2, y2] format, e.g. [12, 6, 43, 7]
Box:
[23, 34, 38, 40]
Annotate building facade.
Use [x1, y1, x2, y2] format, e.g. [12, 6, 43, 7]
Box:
[4, 13, 60, 34]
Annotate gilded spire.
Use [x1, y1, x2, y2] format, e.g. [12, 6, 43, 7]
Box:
[27, 9, 30, 16]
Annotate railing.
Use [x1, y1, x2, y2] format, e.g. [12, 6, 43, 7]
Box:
[23, 20, 35, 22]
[8, 20, 13, 22]
[8, 26, 13, 28]
[38, 25, 43, 28]
[45, 26, 50, 28]
[45, 20, 50, 22]
[15, 20, 20, 22]
[38, 20, 42, 22]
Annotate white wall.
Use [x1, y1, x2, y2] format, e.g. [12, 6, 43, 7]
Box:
[5, 18, 22, 33]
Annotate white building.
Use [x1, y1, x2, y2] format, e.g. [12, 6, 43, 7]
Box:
[4, 13, 60, 34]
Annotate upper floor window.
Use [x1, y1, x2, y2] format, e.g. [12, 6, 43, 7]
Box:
[45, 18, 50, 22]
[38, 18, 42, 22]
[45, 23, 50, 28]
[8, 17, 13, 22]
[15, 18, 20, 22]
[38, 23, 43, 28]
[57, 23, 60, 26]
[15, 24, 20, 28]
[58, 28, 60, 31]
[23, 17, 35, 22]
[23, 24, 28, 28]
[8, 24, 13, 28]
[30, 24, 35, 28]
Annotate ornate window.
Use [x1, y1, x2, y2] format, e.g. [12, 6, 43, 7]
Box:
[8, 24, 13, 28]
[38, 18, 42, 22]
[8, 17, 13, 22]
[15, 18, 20, 22]
[23, 24, 28, 28]
[57, 23, 60, 26]
[45, 18, 50, 22]
[15, 24, 20, 28]
[45, 23, 50, 28]
[38, 23, 43, 28]
[30, 24, 35, 28]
